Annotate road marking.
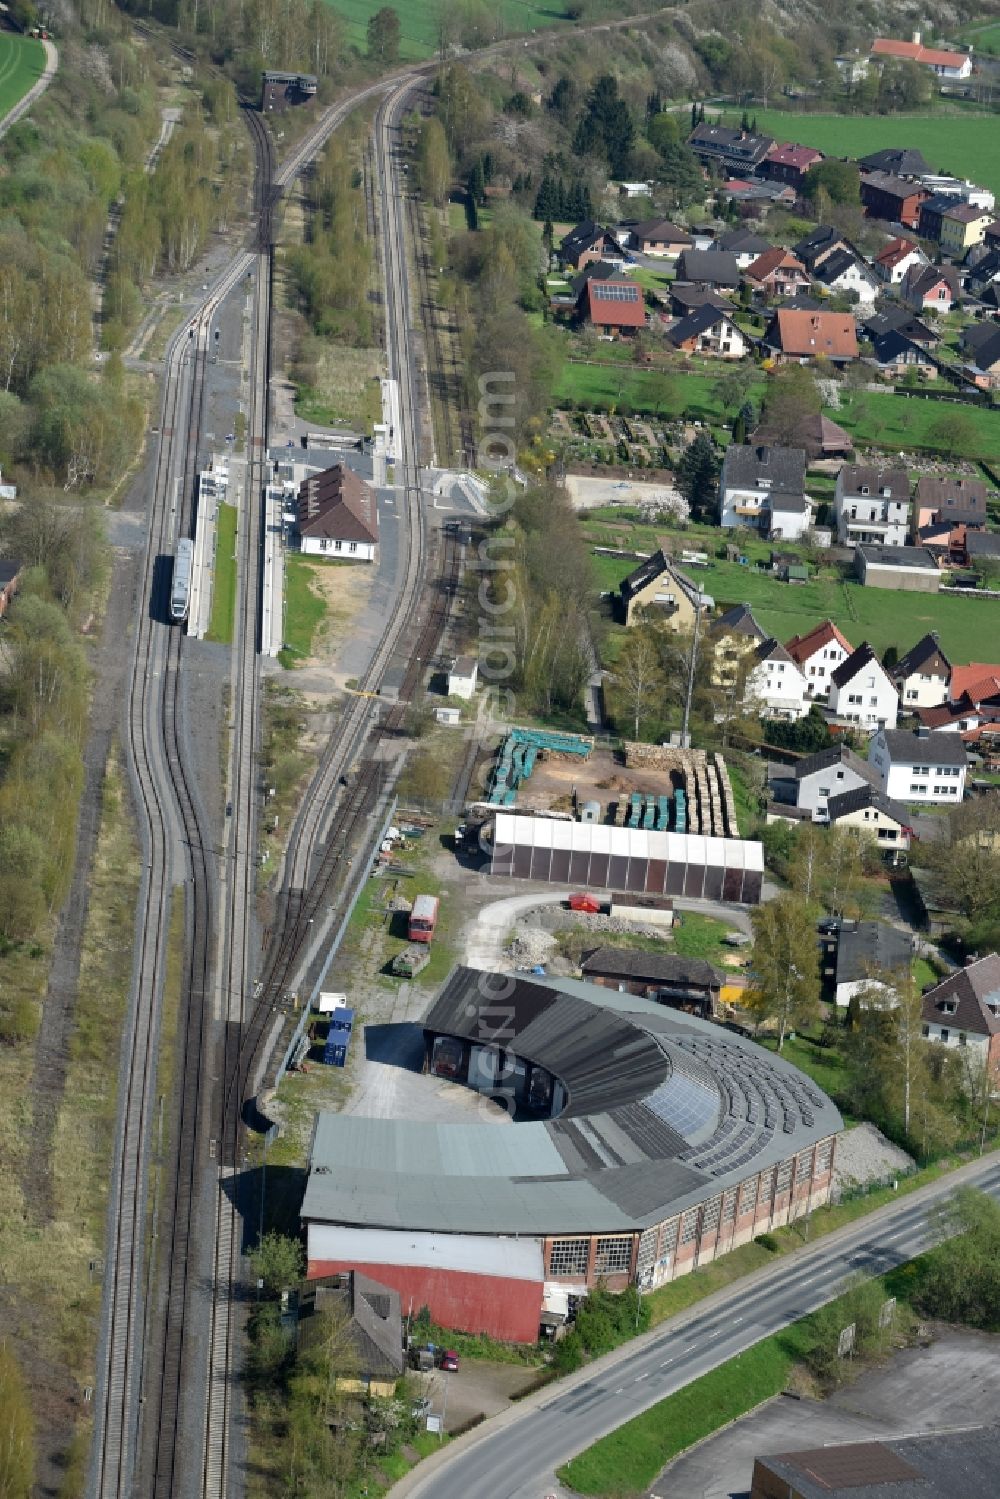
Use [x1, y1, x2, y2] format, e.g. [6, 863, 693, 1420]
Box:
[659, 1359, 672, 1368]
[614, 1386, 623, 1395]
[635, 1372, 649, 1382]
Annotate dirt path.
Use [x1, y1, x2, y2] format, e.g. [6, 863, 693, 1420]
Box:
[21, 547, 141, 1226]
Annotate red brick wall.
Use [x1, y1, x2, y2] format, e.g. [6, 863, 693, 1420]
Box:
[307, 1260, 543, 1344]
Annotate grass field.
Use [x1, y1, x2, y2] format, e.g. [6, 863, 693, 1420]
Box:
[829, 390, 1000, 460]
[334, 0, 590, 58]
[278, 553, 327, 669]
[724, 108, 1000, 198]
[956, 20, 1000, 55]
[0, 33, 44, 119]
[207, 502, 237, 645]
[555, 362, 755, 422]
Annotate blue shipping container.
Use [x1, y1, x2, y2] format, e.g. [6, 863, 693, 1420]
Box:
[323, 1021, 352, 1067]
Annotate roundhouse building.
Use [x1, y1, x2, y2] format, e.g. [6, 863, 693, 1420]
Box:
[301, 969, 841, 1343]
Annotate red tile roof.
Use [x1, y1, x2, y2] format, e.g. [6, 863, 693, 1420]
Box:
[746, 247, 806, 283]
[872, 37, 970, 69]
[297, 463, 379, 544]
[785, 620, 854, 664]
[773, 309, 859, 359]
[766, 142, 824, 170]
[875, 236, 920, 268]
[949, 665, 1000, 706]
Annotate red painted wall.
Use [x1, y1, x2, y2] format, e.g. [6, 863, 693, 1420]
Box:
[308, 1260, 544, 1344]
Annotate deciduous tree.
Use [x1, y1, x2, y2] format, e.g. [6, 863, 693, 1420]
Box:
[746, 892, 820, 1049]
[367, 5, 401, 63]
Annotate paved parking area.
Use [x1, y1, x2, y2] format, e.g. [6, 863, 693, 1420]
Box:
[647, 1330, 1000, 1499]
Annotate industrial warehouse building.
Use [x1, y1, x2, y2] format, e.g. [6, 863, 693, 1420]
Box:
[301, 968, 841, 1342]
[488, 812, 764, 904]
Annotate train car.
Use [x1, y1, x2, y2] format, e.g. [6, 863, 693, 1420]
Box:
[170, 538, 194, 624]
[408, 894, 440, 945]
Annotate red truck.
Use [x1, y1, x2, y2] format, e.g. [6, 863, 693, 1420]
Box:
[408, 893, 440, 944]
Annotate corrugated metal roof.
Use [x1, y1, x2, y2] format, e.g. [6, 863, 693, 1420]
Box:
[302, 971, 842, 1237]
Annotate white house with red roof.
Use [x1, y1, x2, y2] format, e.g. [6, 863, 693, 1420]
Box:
[870, 33, 972, 80]
[873, 236, 928, 286]
[785, 620, 854, 700]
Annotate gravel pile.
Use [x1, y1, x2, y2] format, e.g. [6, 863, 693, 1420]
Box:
[833, 1122, 915, 1193]
[506, 926, 558, 967]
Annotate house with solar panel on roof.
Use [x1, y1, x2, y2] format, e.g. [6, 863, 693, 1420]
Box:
[300, 967, 842, 1342]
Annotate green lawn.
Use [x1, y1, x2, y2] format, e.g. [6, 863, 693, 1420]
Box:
[0, 33, 44, 119]
[333, 0, 603, 58]
[759, 1033, 854, 1110]
[830, 389, 1000, 460]
[673, 912, 737, 964]
[206, 502, 237, 645]
[558, 1332, 794, 1494]
[733, 108, 1000, 199]
[278, 552, 327, 668]
[592, 549, 1000, 666]
[555, 362, 761, 423]
[954, 20, 1000, 55]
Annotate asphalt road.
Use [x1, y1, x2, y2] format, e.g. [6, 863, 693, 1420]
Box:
[393, 1153, 1000, 1499]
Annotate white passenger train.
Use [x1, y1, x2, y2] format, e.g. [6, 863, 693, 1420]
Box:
[170, 538, 194, 624]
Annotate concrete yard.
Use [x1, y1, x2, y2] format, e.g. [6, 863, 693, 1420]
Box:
[646, 1329, 1000, 1499]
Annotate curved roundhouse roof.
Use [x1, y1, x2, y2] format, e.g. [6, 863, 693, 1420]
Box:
[302, 968, 842, 1237]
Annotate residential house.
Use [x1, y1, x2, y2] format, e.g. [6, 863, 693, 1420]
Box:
[872, 235, 928, 285]
[921, 956, 1000, 1083]
[966, 247, 1000, 299]
[581, 275, 646, 333]
[792, 224, 859, 272]
[295, 1272, 405, 1395]
[855, 544, 941, 592]
[744, 247, 811, 300]
[870, 34, 972, 80]
[868, 326, 940, 380]
[296, 463, 379, 560]
[718, 443, 807, 534]
[785, 620, 854, 701]
[949, 662, 1000, 707]
[860, 172, 928, 229]
[834, 53, 870, 84]
[827, 642, 899, 732]
[666, 303, 751, 359]
[581, 948, 722, 1019]
[812, 249, 879, 306]
[913, 476, 989, 555]
[764, 308, 859, 364]
[917, 191, 960, 245]
[760, 141, 824, 186]
[863, 306, 939, 347]
[720, 178, 796, 214]
[893, 632, 952, 709]
[868, 725, 967, 803]
[825, 787, 913, 857]
[834, 463, 910, 548]
[965, 529, 1000, 567]
[714, 228, 773, 268]
[776, 743, 879, 821]
[675, 248, 742, 291]
[858, 147, 933, 179]
[963, 323, 1000, 390]
[744, 638, 809, 721]
[559, 220, 626, 271]
[986, 220, 1000, 251]
[619, 547, 705, 628]
[707, 602, 767, 688]
[751, 410, 853, 462]
[447, 656, 478, 699]
[940, 202, 995, 258]
[687, 121, 774, 173]
[626, 218, 693, 257]
[667, 283, 730, 319]
[821, 918, 914, 1007]
[901, 263, 961, 313]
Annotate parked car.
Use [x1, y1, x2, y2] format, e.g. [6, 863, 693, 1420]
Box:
[439, 1350, 459, 1372]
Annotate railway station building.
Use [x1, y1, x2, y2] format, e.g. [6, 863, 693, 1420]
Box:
[301, 968, 841, 1342]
